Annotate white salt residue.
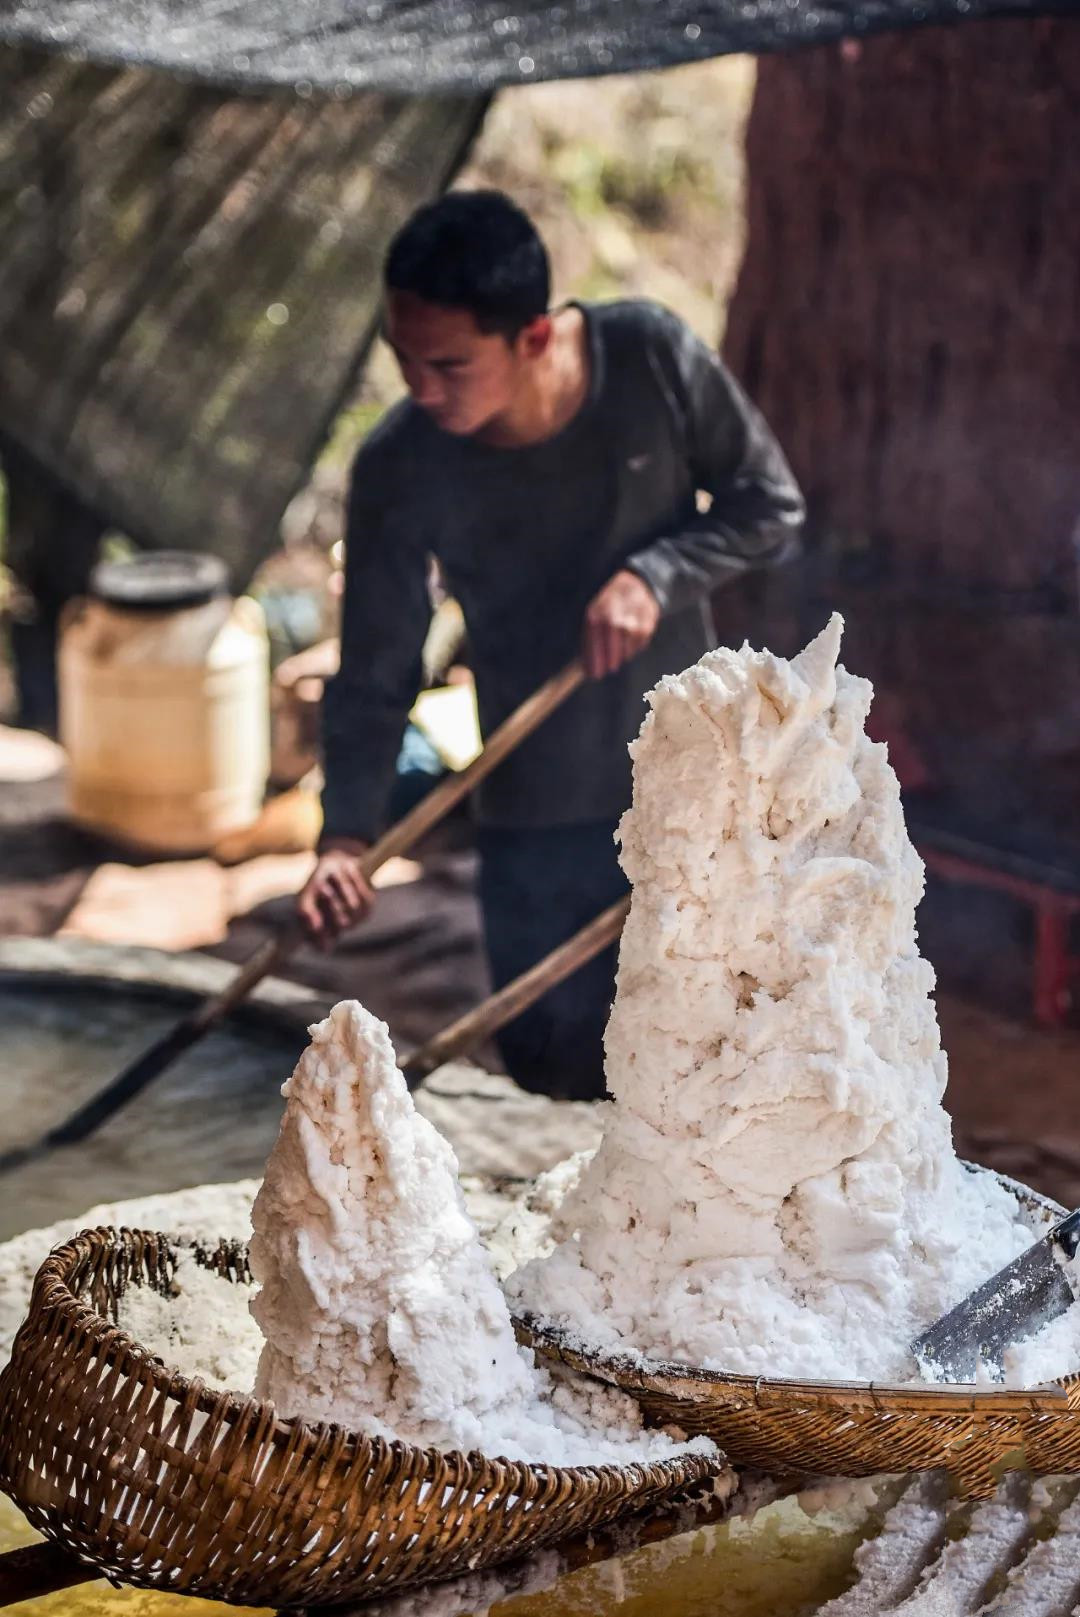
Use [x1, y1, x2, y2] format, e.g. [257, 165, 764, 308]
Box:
[1000, 1246, 1080, 1387]
[1028, 1478, 1056, 1524]
[1002, 1307, 1080, 1387]
[485, 1149, 594, 1280]
[0, 1179, 258, 1371]
[415, 1063, 602, 1181]
[981, 1483, 1080, 1615]
[510, 616, 1034, 1383]
[118, 1249, 263, 1390]
[356, 1552, 562, 1617]
[816, 1472, 948, 1615]
[249, 1000, 716, 1468]
[900, 1475, 1031, 1614]
[887, 1586, 959, 1617]
[0, 1170, 566, 1395]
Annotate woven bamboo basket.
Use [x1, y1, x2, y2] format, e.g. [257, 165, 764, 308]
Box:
[0, 1227, 720, 1609]
[519, 1171, 1080, 1500]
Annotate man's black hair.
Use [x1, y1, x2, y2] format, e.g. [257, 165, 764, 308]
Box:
[384, 190, 550, 340]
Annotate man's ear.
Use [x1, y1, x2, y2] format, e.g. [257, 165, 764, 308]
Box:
[518, 314, 553, 360]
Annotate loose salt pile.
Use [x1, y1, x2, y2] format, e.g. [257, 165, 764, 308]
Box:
[1001, 1246, 1080, 1388]
[0, 1180, 259, 1378]
[119, 1248, 264, 1390]
[249, 999, 712, 1465]
[510, 615, 1045, 1384]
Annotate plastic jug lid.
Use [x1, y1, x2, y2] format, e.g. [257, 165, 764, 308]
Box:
[90, 551, 230, 611]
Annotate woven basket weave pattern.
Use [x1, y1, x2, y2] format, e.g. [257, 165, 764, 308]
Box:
[0, 1229, 716, 1608]
[521, 1320, 1080, 1498]
[520, 1173, 1080, 1499]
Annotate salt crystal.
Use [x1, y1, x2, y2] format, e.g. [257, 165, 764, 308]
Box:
[510, 618, 1041, 1384]
[249, 1000, 714, 1466]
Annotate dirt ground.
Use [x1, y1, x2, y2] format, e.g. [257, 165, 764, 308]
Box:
[1, 726, 1078, 1211]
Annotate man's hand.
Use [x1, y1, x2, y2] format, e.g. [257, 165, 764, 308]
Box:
[298, 837, 376, 945]
[582, 569, 661, 680]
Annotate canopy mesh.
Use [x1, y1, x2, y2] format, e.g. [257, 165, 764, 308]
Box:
[0, 0, 1074, 96]
[0, 44, 484, 581]
[0, 0, 1072, 575]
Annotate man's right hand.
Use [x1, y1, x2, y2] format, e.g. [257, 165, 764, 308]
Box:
[297, 838, 376, 945]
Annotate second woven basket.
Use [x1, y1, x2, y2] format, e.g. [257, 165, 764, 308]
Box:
[519, 1169, 1080, 1499]
[0, 1227, 723, 1609]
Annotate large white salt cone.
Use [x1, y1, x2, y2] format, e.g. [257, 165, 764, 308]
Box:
[511, 618, 1031, 1382]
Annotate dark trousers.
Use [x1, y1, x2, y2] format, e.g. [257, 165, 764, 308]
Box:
[477, 821, 629, 1101]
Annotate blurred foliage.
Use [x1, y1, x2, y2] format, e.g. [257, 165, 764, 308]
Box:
[99, 533, 137, 565]
[319, 400, 389, 474]
[548, 136, 712, 228]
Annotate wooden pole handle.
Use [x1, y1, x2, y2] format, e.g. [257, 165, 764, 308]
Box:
[0, 660, 588, 1175]
[357, 658, 585, 881]
[0, 1542, 99, 1606]
[190, 660, 587, 1027]
[403, 893, 631, 1082]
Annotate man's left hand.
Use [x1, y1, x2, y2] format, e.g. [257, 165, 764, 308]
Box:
[582, 569, 661, 680]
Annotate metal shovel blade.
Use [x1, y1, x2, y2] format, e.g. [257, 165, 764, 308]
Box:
[911, 1208, 1080, 1383]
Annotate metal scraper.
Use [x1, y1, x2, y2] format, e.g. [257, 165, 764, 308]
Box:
[911, 1207, 1080, 1383]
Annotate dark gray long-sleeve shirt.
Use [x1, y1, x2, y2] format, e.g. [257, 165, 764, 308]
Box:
[321, 298, 804, 842]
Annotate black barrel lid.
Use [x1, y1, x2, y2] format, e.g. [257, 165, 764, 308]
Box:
[90, 551, 229, 612]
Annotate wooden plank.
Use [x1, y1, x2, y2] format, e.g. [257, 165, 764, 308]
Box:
[0, 1541, 100, 1607]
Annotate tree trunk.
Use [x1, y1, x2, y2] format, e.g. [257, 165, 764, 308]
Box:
[1, 436, 106, 731]
[722, 19, 1080, 831]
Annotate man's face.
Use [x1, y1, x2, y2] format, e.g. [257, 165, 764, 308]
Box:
[384, 290, 544, 437]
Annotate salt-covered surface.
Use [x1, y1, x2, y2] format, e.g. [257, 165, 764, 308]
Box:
[485, 1150, 593, 1280]
[1003, 1306, 1080, 1388]
[901, 1476, 1033, 1614]
[981, 1482, 1080, 1615]
[0, 1169, 572, 1396]
[1001, 1247, 1080, 1388]
[510, 617, 1050, 1384]
[118, 1248, 264, 1390]
[0, 1179, 259, 1371]
[0, 1065, 595, 1383]
[248, 999, 714, 1467]
[415, 1065, 603, 1182]
[816, 1473, 948, 1616]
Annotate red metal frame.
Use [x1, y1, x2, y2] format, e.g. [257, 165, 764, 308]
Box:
[917, 844, 1080, 1028]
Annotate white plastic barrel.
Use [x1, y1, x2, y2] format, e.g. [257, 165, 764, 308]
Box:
[59, 552, 270, 854]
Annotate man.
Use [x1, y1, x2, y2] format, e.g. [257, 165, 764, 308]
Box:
[299, 189, 804, 1098]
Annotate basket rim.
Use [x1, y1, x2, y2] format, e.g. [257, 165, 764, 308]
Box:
[21, 1224, 722, 1491]
[515, 1164, 1080, 1414]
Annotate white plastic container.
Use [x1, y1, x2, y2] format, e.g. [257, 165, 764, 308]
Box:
[59, 552, 270, 853]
